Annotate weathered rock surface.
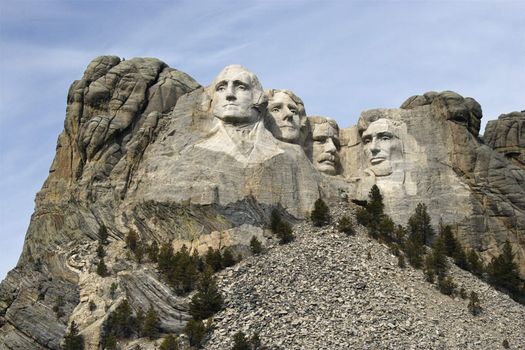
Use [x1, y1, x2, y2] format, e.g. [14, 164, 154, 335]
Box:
[341, 92, 525, 277]
[1, 58, 524, 349]
[484, 111, 525, 169]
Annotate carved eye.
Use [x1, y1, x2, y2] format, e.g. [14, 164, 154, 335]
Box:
[290, 108, 297, 114]
[271, 107, 280, 113]
[216, 85, 226, 92]
[237, 84, 247, 90]
[382, 136, 391, 141]
[363, 138, 371, 144]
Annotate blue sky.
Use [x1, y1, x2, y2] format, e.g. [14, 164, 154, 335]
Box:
[0, 0, 524, 279]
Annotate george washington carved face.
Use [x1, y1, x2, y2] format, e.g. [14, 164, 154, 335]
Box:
[210, 65, 265, 125]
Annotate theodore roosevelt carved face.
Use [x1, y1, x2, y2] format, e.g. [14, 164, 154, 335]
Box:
[266, 90, 306, 144]
[210, 65, 265, 125]
[361, 118, 402, 176]
[310, 117, 340, 175]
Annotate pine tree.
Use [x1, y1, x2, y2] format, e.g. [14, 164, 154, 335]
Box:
[250, 332, 262, 350]
[147, 241, 159, 262]
[172, 245, 198, 294]
[159, 334, 179, 350]
[487, 241, 522, 296]
[250, 236, 263, 255]
[158, 241, 174, 274]
[205, 247, 223, 272]
[440, 224, 456, 257]
[232, 331, 250, 350]
[270, 209, 281, 233]
[337, 215, 354, 235]
[189, 266, 223, 320]
[367, 185, 384, 220]
[430, 234, 448, 276]
[98, 224, 109, 245]
[126, 230, 139, 252]
[311, 198, 330, 226]
[63, 321, 85, 350]
[467, 249, 484, 276]
[276, 220, 294, 244]
[141, 306, 160, 339]
[184, 319, 206, 348]
[468, 291, 481, 315]
[408, 203, 434, 246]
[221, 249, 236, 268]
[109, 299, 135, 338]
[97, 243, 105, 258]
[97, 258, 108, 277]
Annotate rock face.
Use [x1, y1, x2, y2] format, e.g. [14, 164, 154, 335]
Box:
[1, 58, 524, 349]
[341, 92, 525, 277]
[484, 111, 525, 170]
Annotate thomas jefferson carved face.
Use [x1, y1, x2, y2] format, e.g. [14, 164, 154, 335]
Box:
[267, 91, 305, 144]
[362, 119, 402, 176]
[210, 65, 263, 125]
[312, 120, 340, 175]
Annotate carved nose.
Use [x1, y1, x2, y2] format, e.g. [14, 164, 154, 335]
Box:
[325, 138, 336, 153]
[225, 85, 236, 100]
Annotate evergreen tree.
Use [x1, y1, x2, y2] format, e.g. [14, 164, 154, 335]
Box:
[487, 241, 522, 297]
[108, 299, 135, 338]
[405, 238, 424, 268]
[440, 224, 456, 257]
[397, 254, 406, 268]
[367, 185, 384, 220]
[355, 207, 370, 227]
[337, 215, 354, 235]
[408, 203, 434, 246]
[276, 220, 294, 244]
[147, 241, 159, 262]
[125, 230, 139, 252]
[205, 247, 223, 272]
[250, 236, 263, 255]
[310, 198, 330, 226]
[98, 224, 109, 245]
[158, 241, 174, 274]
[63, 321, 85, 350]
[468, 291, 481, 315]
[184, 319, 206, 348]
[232, 331, 250, 350]
[377, 215, 395, 242]
[141, 306, 160, 339]
[103, 334, 117, 350]
[97, 243, 105, 258]
[189, 266, 223, 320]
[270, 209, 281, 233]
[172, 245, 198, 294]
[159, 334, 179, 350]
[467, 249, 484, 276]
[97, 258, 108, 277]
[453, 243, 468, 270]
[430, 234, 448, 276]
[221, 249, 236, 268]
[250, 332, 262, 350]
[437, 275, 456, 296]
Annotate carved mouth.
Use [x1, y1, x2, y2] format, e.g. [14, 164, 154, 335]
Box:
[370, 157, 386, 165]
[320, 156, 335, 166]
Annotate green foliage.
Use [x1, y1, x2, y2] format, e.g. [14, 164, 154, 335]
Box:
[98, 224, 109, 245]
[453, 243, 468, 270]
[125, 230, 139, 252]
[337, 216, 354, 235]
[270, 209, 295, 244]
[250, 236, 263, 255]
[468, 291, 481, 315]
[159, 334, 180, 350]
[171, 245, 199, 295]
[96, 258, 108, 277]
[487, 241, 523, 299]
[429, 234, 448, 277]
[222, 249, 236, 268]
[189, 267, 223, 321]
[276, 221, 294, 244]
[96, 243, 105, 258]
[158, 241, 175, 274]
[405, 238, 424, 269]
[502, 339, 510, 349]
[437, 275, 456, 296]
[232, 331, 250, 350]
[104, 334, 117, 350]
[184, 319, 206, 348]
[355, 207, 369, 226]
[250, 332, 262, 349]
[408, 203, 434, 246]
[109, 282, 117, 299]
[205, 247, 223, 272]
[141, 306, 160, 339]
[147, 241, 159, 262]
[424, 255, 435, 283]
[63, 321, 84, 350]
[397, 254, 406, 268]
[103, 299, 136, 341]
[459, 288, 467, 299]
[310, 198, 330, 226]
[466, 249, 484, 276]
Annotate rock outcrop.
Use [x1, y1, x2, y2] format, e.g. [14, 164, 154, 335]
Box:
[484, 111, 525, 170]
[1, 58, 524, 349]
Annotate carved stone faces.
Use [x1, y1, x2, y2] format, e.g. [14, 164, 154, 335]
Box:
[266, 90, 305, 144]
[311, 118, 340, 175]
[210, 65, 264, 125]
[361, 118, 402, 176]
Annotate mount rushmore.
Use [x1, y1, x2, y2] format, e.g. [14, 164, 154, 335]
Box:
[0, 56, 523, 349]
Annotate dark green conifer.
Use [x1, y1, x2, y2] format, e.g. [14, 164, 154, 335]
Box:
[232, 331, 250, 350]
[189, 266, 223, 320]
[184, 319, 206, 348]
[159, 334, 179, 350]
[310, 198, 330, 226]
[63, 321, 85, 350]
[98, 224, 109, 245]
[141, 305, 160, 339]
[97, 258, 108, 277]
[487, 241, 522, 297]
[337, 215, 354, 235]
[221, 249, 236, 268]
[147, 241, 159, 262]
[250, 236, 263, 255]
[468, 291, 481, 315]
[408, 203, 434, 246]
[467, 249, 484, 276]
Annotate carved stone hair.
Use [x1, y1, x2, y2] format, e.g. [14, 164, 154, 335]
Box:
[206, 64, 267, 111]
[307, 116, 339, 131]
[357, 111, 402, 137]
[265, 89, 306, 117]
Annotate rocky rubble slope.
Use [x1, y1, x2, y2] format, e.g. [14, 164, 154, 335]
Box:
[206, 204, 525, 350]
